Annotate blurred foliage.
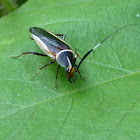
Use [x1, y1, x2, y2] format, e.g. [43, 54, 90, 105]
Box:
[0, 0, 28, 17]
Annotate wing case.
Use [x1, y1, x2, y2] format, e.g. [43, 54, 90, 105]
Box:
[29, 27, 71, 59]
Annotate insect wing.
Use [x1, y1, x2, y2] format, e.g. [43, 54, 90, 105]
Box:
[31, 33, 56, 59]
[30, 27, 71, 58]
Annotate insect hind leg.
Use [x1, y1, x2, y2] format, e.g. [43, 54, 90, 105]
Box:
[12, 52, 48, 58]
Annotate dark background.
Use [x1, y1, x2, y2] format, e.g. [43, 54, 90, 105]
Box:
[0, 0, 28, 17]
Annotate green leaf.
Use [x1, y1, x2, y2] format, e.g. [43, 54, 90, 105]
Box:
[0, 0, 140, 139]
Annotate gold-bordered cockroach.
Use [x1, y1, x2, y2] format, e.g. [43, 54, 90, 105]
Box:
[13, 24, 136, 88]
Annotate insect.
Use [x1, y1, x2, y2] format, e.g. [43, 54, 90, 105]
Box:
[13, 24, 135, 88]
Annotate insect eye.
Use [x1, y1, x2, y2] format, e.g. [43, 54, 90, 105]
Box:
[65, 67, 70, 73]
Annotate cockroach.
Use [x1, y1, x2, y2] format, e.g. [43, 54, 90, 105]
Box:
[13, 24, 135, 88]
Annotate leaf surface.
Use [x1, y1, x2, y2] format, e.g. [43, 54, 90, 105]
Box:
[0, 0, 140, 139]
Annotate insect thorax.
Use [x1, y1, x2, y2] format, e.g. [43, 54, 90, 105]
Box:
[56, 49, 74, 68]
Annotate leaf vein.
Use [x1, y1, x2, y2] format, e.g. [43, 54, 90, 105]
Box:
[9, 106, 38, 140]
[107, 97, 140, 138]
[0, 71, 139, 120]
[56, 95, 74, 135]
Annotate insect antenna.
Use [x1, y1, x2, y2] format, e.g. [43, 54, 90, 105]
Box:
[77, 24, 137, 70]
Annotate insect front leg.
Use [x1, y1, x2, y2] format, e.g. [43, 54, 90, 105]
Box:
[72, 75, 77, 83]
[12, 52, 48, 58]
[78, 69, 86, 80]
[55, 34, 66, 40]
[32, 61, 55, 79]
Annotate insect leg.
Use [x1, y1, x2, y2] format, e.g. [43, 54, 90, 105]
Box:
[78, 69, 86, 80]
[12, 52, 48, 58]
[75, 48, 81, 59]
[73, 48, 81, 66]
[72, 75, 77, 83]
[55, 34, 66, 40]
[55, 65, 61, 89]
[29, 36, 34, 40]
[32, 61, 55, 79]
